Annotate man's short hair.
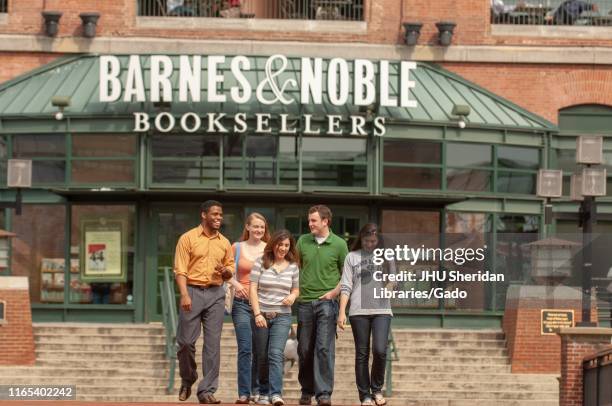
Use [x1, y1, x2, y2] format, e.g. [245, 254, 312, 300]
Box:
[308, 205, 332, 224]
[201, 200, 222, 213]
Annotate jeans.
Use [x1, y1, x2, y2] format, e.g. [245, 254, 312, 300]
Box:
[254, 313, 292, 398]
[297, 300, 338, 400]
[231, 298, 259, 397]
[349, 315, 391, 402]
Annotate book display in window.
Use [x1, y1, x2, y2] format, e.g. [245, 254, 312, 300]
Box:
[40, 258, 92, 303]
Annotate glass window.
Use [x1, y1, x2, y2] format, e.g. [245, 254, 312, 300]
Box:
[72, 161, 135, 183]
[445, 212, 493, 311]
[555, 149, 577, 173]
[11, 205, 66, 304]
[302, 137, 366, 162]
[70, 205, 135, 305]
[12, 135, 66, 185]
[497, 146, 539, 170]
[13, 135, 65, 158]
[301, 137, 367, 188]
[73, 134, 137, 157]
[151, 135, 220, 157]
[498, 172, 536, 194]
[150, 135, 221, 185]
[384, 140, 441, 164]
[384, 167, 441, 189]
[447, 143, 492, 167]
[447, 168, 492, 192]
[32, 161, 66, 184]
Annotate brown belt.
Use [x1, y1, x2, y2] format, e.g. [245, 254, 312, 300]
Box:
[262, 312, 279, 319]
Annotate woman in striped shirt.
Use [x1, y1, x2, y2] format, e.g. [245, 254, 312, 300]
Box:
[250, 229, 300, 406]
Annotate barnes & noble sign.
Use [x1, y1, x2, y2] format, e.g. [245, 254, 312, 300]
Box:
[99, 55, 419, 136]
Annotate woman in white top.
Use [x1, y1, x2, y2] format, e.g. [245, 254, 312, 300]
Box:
[250, 229, 300, 406]
[337, 223, 395, 406]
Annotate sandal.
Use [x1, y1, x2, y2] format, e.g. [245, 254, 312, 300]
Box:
[373, 393, 387, 406]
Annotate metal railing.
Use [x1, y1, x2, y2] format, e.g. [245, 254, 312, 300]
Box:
[492, 0, 612, 26]
[0, 0, 7, 13]
[160, 266, 178, 395]
[138, 0, 364, 21]
[384, 328, 399, 397]
[583, 347, 612, 406]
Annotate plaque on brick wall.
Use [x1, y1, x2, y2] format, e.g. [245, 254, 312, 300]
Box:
[0, 300, 5, 325]
[541, 309, 574, 335]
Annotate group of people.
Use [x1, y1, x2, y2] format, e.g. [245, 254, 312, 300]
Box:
[173, 200, 394, 405]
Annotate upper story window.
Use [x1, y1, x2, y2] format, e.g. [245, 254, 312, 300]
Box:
[491, 0, 612, 26]
[0, 0, 7, 13]
[137, 0, 364, 21]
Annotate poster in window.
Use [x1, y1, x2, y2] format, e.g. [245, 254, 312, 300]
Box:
[80, 218, 127, 282]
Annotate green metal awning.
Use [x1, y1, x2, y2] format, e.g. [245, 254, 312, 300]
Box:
[0, 54, 556, 132]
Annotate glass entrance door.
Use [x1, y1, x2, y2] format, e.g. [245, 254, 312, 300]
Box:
[145, 202, 242, 321]
[145, 201, 368, 321]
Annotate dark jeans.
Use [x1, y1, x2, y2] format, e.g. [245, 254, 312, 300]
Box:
[254, 313, 292, 398]
[297, 299, 338, 401]
[231, 298, 259, 397]
[349, 314, 391, 402]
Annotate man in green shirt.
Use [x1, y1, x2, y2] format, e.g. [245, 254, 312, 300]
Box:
[296, 205, 348, 406]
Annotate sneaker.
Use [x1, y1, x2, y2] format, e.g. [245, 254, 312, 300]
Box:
[257, 395, 271, 405]
[361, 398, 373, 406]
[299, 394, 312, 405]
[250, 394, 260, 403]
[271, 395, 285, 406]
[373, 393, 387, 406]
[318, 397, 332, 406]
[235, 395, 250, 404]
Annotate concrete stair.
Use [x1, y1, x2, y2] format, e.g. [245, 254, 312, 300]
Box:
[0, 323, 559, 405]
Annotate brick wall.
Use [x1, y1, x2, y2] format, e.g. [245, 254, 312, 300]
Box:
[558, 328, 612, 406]
[442, 62, 612, 124]
[0, 52, 60, 83]
[503, 286, 598, 374]
[0, 277, 35, 366]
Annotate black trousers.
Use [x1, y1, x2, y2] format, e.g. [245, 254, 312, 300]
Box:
[348, 314, 391, 402]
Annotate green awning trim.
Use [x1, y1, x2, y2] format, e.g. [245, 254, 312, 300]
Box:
[0, 54, 557, 132]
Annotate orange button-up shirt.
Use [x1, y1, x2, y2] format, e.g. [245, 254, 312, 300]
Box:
[173, 225, 235, 287]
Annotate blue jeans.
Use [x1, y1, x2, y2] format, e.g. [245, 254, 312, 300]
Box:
[254, 313, 292, 398]
[231, 298, 259, 397]
[297, 300, 338, 401]
[349, 315, 391, 402]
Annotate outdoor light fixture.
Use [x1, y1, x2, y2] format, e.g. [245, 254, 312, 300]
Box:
[79, 12, 100, 38]
[436, 21, 456, 46]
[451, 104, 470, 128]
[2, 159, 32, 215]
[536, 169, 562, 224]
[581, 167, 606, 197]
[537, 169, 563, 198]
[570, 173, 584, 201]
[403, 22, 423, 46]
[41, 11, 62, 37]
[51, 96, 70, 121]
[577, 135, 603, 165]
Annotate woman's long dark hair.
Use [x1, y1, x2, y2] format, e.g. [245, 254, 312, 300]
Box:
[261, 229, 299, 269]
[351, 223, 385, 251]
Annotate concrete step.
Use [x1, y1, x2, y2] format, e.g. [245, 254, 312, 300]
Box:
[34, 334, 167, 344]
[0, 376, 558, 393]
[33, 323, 165, 336]
[73, 395, 558, 406]
[66, 384, 559, 400]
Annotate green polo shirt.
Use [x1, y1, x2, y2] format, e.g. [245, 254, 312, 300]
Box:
[297, 231, 349, 302]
